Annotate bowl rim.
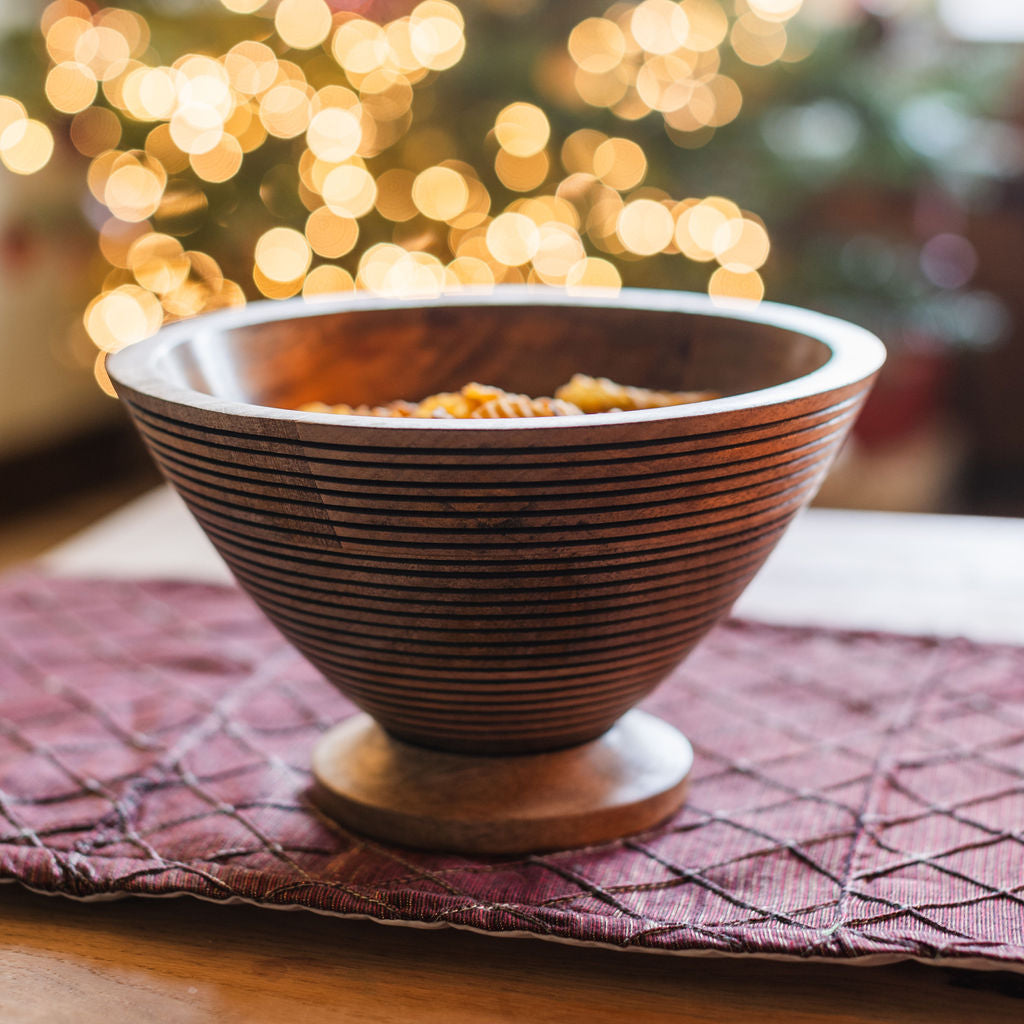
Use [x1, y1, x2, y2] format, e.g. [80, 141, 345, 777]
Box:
[107, 286, 886, 430]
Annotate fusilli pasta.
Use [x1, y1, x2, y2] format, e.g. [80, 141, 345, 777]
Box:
[298, 375, 716, 418]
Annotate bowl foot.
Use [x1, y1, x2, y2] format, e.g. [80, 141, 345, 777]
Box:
[309, 710, 693, 855]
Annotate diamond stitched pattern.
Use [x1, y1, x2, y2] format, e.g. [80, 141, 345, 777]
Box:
[1, 574, 1023, 966]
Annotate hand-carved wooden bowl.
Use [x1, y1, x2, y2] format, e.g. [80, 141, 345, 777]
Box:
[109, 287, 884, 853]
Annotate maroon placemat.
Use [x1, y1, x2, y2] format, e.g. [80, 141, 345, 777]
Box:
[1, 573, 1023, 968]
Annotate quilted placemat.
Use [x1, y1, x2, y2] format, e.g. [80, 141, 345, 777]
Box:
[2, 573, 1023, 969]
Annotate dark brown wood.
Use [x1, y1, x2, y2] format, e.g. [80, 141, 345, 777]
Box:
[108, 287, 884, 772]
[5, 883, 1022, 1024]
[310, 709, 693, 854]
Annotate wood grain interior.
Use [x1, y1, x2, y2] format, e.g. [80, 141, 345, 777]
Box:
[161, 304, 831, 410]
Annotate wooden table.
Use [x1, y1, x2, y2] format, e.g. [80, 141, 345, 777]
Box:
[3, 489, 1024, 1023]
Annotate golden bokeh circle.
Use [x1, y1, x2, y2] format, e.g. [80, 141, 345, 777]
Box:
[255, 226, 313, 282]
[190, 134, 244, 183]
[494, 149, 550, 192]
[275, 0, 333, 51]
[708, 266, 765, 303]
[322, 164, 377, 218]
[713, 217, 770, 272]
[303, 264, 356, 299]
[45, 61, 97, 114]
[71, 106, 122, 157]
[593, 137, 647, 191]
[374, 167, 419, 222]
[412, 165, 470, 222]
[630, 0, 690, 56]
[568, 18, 626, 74]
[617, 199, 674, 255]
[0, 119, 55, 175]
[565, 256, 622, 295]
[84, 284, 164, 352]
[305, 206, 360, 258]
[128, 232, 190, 294]
[494, 102, 550, 158]
[486, 212, 540, 266]
[444, 256, 495, 291]
[0, 96, 27, 136]
[307, 107, 363, 163]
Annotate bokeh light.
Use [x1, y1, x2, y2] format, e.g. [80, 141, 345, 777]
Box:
[617, 199, 674, 255]
[494, 102, 550, 158]
[708, 266, 765, 303]
[45, 62, 97, 114]
[255, 227, 313, 284]
[593, 137, 647, 190]
[569, 18, 626, 74]
[487, 213, 541, 266]
[0, 118, 54, 175]
[566, 256, 622, 295]
[322, 163, 377, 217]
[305, 207, 360, 258]
[630, 0, 691, 56]
[0, 0, 814, 385]
[84, 284, 164, 352]
[412, 165, 469, 221]
[409, 0, 466, 71]
[303, 264, 356, 299]
[275, 0, 333, 52]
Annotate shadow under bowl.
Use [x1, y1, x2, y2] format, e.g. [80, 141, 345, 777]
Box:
[108, 287, 885, 757]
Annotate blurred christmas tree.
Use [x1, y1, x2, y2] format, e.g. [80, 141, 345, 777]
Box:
[0, 0, 1020, 396]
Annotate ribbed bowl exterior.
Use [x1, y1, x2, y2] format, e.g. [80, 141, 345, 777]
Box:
[115, 378, 871, 753]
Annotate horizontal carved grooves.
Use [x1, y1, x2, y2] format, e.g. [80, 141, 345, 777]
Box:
[126, 386, 864, 754]
[128, 397, 859, 470]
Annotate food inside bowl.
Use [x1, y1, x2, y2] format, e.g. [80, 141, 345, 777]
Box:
[298, 374, 718, 419]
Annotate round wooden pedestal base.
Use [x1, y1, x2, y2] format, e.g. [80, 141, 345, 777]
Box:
[309, 710, 693, 855]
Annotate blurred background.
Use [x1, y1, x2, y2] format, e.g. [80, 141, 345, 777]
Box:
[2, 0, 1023, 570]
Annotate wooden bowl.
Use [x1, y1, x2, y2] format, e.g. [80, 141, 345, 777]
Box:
[109, 287, 884, 851]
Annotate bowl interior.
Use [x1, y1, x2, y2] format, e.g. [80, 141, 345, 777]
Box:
[155, 301, 833, 411]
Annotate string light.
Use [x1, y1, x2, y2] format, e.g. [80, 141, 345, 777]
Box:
[0, 0, 811, 383]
